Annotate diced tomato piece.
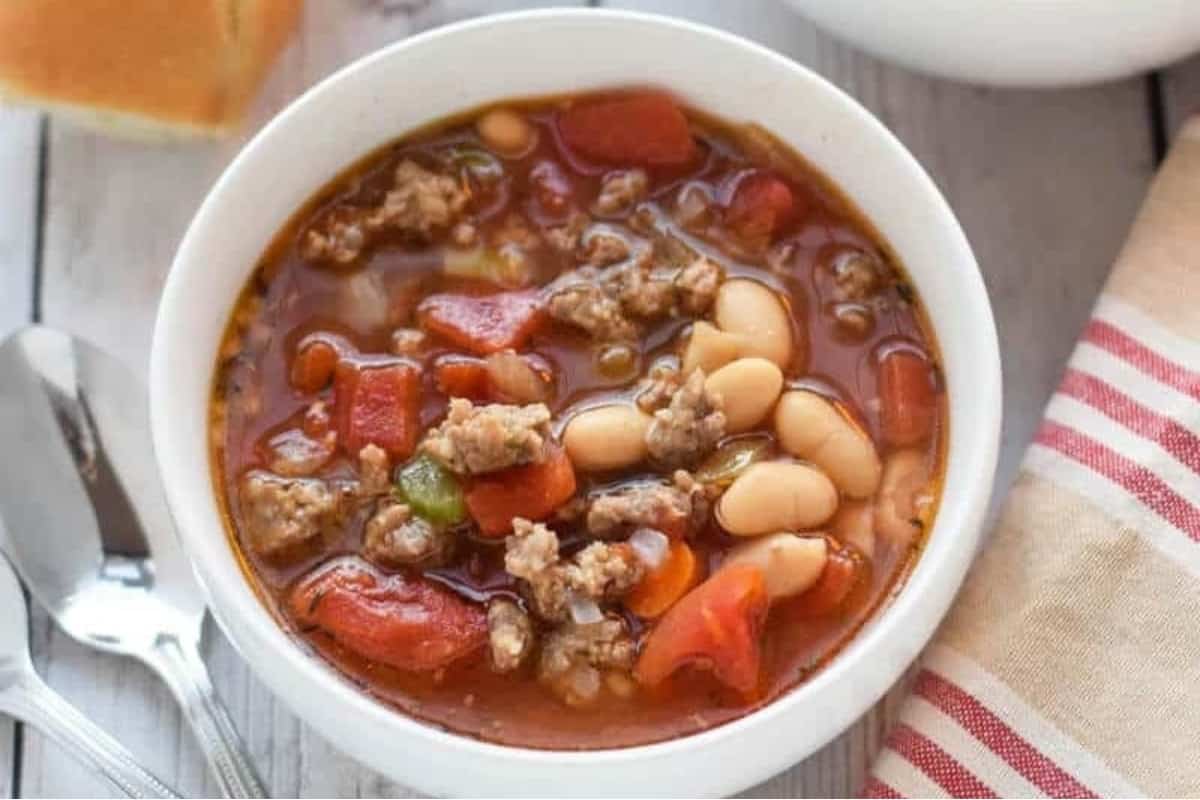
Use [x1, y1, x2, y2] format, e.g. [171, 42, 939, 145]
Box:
[726, 171, 798, 241]
[634, 563, 769, 693]
[557, 91, 696, 167]
[879, 350, 937, 446]
[418, 290, 544, 355]
[791, 543, 863, 618]
[433, 355, 491, 401]
[289, 558, 486, 672]
[626, 541, 701, 619]
[290, 340, 338, 393]
[465, 445, 577, 537]
[333, 360, 420, 459]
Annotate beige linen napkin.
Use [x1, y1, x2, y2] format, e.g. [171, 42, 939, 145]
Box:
[866, 118, 1200, 798]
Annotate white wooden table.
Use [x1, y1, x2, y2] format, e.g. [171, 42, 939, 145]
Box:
[1, 1, 1196, 796]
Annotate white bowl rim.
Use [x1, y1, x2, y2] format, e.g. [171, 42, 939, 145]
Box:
[784, 0, 1200, 88]
[150, 8, 1002, 797]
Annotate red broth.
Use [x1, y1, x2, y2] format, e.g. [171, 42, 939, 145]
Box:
[211, 90, 946, 749]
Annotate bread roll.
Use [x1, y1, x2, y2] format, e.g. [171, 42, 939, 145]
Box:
[0, 0, 302, 139]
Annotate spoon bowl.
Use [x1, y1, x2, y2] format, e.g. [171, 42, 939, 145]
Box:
[0, 544, 178, 798]
[0, 326, 264, 798]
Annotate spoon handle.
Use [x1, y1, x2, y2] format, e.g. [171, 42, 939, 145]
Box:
[0, 670, 179, 798]
[146, 633, 267, 799]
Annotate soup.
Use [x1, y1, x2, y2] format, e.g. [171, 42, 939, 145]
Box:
[211, 89, 945, 749]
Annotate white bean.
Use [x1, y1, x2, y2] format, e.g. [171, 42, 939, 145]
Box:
[717, 461, 838, 536]
[681, 321, 743, 377]
[476, 108, 536, 156]
[715, 279, 793, 368]
[832, 500, 875, 559]
[563, 404, 651, 471]
[876, 449, 932, 545]
[723, 533, 828, 601]
[773, 390, 881, 498]
[704, 357, 783, 433]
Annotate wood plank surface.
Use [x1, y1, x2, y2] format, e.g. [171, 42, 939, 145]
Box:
[0, 108, 38, 339]
[23, 2, 572, 798]
[1162, 54, 1200, 137]
[603, 0, 1156, 795]
[17, 0, 1162, 796]
[0, 105, 41, 800]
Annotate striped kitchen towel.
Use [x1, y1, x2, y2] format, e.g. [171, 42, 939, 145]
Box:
[865, 119, 1200, 798]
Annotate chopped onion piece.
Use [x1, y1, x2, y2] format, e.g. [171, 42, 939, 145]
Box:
[485, 350, 549, 404]
[629, 528, 670, 570]
[442, 245, 489, 278]
[567, 591, 605, 625]
[675, 182, 713, 231]
[443, 245, 532, 288]
[338, 271, 391, 331]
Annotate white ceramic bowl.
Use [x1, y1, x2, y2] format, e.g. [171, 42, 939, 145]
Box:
[151, 9, 1001, 797]
[784, 0, 1200, 88]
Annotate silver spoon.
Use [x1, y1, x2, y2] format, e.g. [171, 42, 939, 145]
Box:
[0, 326, 266, 799]
[0, 548, 179, 798]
